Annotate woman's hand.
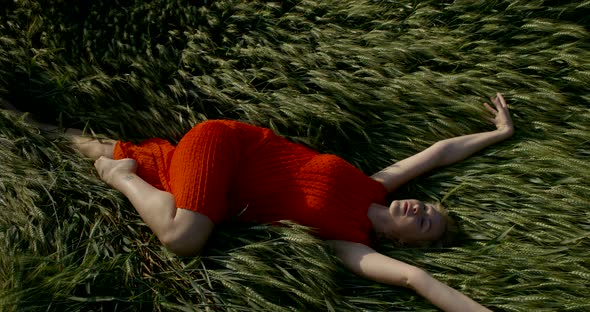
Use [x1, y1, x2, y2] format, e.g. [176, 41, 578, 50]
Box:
[483, 92, 514, 138]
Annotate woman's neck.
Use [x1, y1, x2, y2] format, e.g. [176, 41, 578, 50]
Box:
[367, 202, 390, 236]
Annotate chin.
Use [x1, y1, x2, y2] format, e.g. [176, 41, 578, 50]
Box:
[388, 201, 397, 217]
[388, 200, 397, 210]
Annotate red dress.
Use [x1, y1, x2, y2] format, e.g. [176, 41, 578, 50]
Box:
[114, 120, 387, 245]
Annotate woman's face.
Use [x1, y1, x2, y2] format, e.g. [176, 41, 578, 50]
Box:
[386, 199, 446, 244]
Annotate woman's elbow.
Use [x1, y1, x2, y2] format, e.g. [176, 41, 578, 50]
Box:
[405, 267, 430, 290]
[430, 141, 449, 167]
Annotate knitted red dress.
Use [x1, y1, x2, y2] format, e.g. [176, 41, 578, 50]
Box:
[114, 120, 387, 245]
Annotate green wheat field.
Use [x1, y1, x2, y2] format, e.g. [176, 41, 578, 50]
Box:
[1, 0, 589, 311]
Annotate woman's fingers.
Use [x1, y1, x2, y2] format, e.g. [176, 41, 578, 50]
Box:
[497, 92, 508, 108]
[483, 102, 498, 125]
[491, 95, 502, 111]
[484, 92, 511, 127]
[483, 102, 496, 114]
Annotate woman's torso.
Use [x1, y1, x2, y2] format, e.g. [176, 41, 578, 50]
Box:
[227, 123, 387, 244]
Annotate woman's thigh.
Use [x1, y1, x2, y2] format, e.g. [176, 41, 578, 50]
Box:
[168, 120, 240, 224]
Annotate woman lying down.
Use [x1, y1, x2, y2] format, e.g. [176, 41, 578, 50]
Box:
[3, 93, 513, 311]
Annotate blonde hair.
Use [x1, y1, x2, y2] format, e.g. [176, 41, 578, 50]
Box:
[430, 202, 457, 248]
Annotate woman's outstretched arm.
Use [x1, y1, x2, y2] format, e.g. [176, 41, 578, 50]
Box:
[328, 240, 491, 312]
[371, 92, 514, 193]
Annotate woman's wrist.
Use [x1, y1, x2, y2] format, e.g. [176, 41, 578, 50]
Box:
[495, 126, 514, 139]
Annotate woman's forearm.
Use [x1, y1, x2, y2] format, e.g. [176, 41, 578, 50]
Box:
[409, 269, 491, 312]
[436, 128, 513, 167]
[436, 93, 514, 167]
